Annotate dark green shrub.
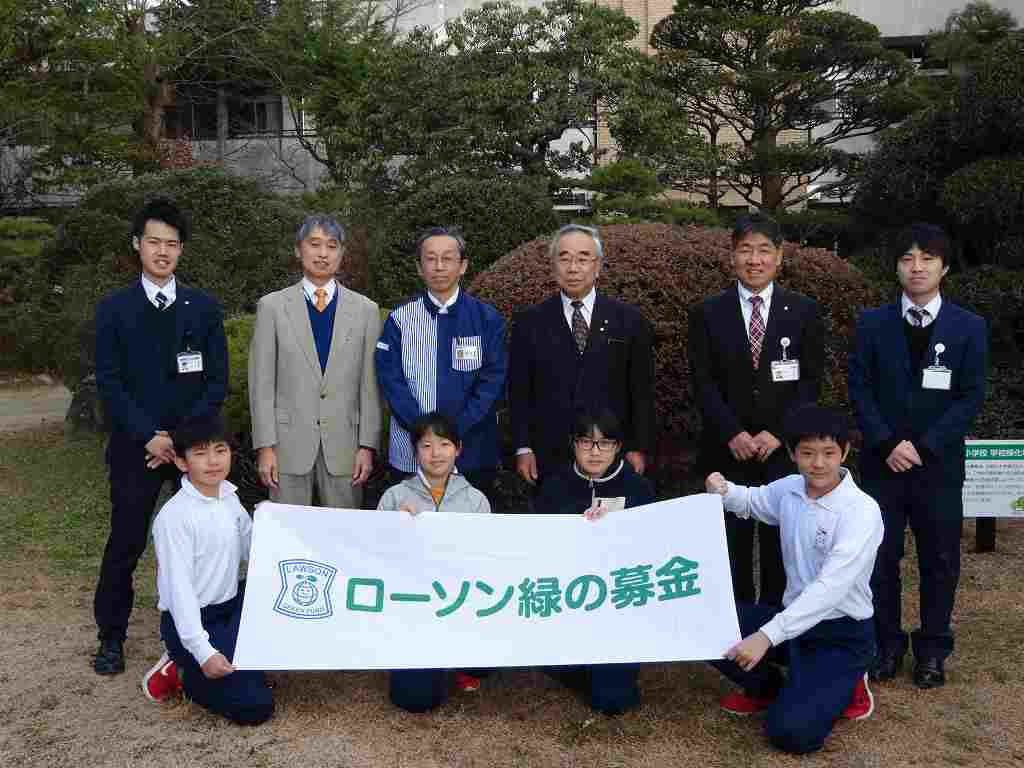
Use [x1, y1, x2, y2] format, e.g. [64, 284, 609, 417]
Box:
[941, 157, 1024, 266]
[367, 175, 558, 309]
[471, 223, 885, 493]
[0, 217, 56, 370]
[31, 168, 330, 385]
[591, 195, 721, 228]
[944, 266, 1024, 440]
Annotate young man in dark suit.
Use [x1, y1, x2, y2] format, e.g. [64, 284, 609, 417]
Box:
[509, 224, 655, 487]
[92, 197, 228, 675]
[689, 213, 825, 606]
[849, 223, 987, 689]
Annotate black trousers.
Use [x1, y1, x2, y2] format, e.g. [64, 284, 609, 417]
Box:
[865, 464, 962, 661]
[712, 451, 790, 607]
[94, 432, 180, 640]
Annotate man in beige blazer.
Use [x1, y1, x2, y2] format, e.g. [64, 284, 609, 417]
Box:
[248, 215, 383, 508]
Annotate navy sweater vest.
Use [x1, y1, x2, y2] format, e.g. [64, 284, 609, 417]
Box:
[305, 292, 337, 372]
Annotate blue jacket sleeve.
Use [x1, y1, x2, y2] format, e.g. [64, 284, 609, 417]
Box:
[847, 312, 894, 450]
[95, 296, 159, 443]
[508, 313, 533, 450]
[455, 310, 507, 437]
[921, 314, 988, 455]
[182, 299, 228, 423]
[375, 312, 423, 431]
[688, 301, 743, 444]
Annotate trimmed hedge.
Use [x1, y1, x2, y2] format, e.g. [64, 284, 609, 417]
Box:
[366, 175, 558, 309]
[23, 168, 326, 385]
[0, 217, 55, 369]
[470, 223, 886, 491]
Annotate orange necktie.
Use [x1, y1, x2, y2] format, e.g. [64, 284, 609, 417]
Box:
[314, 288, 327, 312]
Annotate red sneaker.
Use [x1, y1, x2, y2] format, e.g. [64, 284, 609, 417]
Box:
[142, 652, 182, 702]
[720, 690, 774, 716]
[842, 672, 875, 721]
[454, 672, 481, 692]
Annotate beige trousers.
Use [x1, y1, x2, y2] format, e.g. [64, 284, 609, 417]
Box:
[272, 446, 362, 509]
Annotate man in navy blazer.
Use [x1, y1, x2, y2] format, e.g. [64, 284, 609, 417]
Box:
[509, 224, 655, 487]
[849, 223, 987, 689]
[92, 197, 228, 675]
[689, 213, 825, 607]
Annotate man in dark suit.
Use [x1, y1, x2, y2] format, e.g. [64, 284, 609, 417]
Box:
[689, 213, 825, 607]
[92, 197, 228, 675]
[509, 224, 654, 487]
[849, 223, 987, 689]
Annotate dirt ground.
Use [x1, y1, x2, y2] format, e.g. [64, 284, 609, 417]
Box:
[2, 527, 1023, 768]
[1, 390, 1023, 767]
[0, 381, 70, 432]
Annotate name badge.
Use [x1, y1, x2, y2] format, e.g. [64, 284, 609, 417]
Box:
[177, 351, 203, 374]
[922, 366, 952, 390]
[594, 497, 626, 513]
[922, 342, 951, 390]
[454, 344, 480, 362]
[771, 336, 800, 382]
[771, 359, 800, 382]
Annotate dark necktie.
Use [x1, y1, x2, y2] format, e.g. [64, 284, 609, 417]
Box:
[155, 291, 168, 311]
[571, 300, 589, 355]
[907, 306, 928, 327]
[749, 295, 765, 369]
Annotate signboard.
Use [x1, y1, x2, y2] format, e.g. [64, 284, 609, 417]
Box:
[964, 440, 1024, 518]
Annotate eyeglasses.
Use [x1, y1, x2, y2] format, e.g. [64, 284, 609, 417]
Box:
[574, 437, 618, 452]
[556, 255, 597, 268]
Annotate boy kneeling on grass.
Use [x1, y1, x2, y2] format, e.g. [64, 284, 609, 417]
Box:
[142, 417, 273, 725]
[705, 404, 883, 754]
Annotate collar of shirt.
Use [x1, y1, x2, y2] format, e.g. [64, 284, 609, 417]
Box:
[427, 286, 460, 315]
[737, 280, 774, 313]
[141, 274, 177, 308]
[180, 476, 238, 502]
[302, 277, 338, 306]
[561, 287, 596, 328]
[791, 467, 855, 512]
[901, 292, 942, 327]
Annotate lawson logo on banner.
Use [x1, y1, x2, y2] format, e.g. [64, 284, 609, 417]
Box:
[274, 559, 338, 620]
[233, 495, 741, 671]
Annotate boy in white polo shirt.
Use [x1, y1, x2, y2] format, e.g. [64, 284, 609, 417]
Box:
[705, 404, 883, 754]
[146, 417, 273, 725]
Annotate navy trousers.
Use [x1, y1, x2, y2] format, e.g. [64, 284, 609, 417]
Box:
[390, 664, 639, 715]
[865, 465, 962, 661]
[95, 432, 181, 640]
[161, 587, 274, 725]
[712, 603, 875, 755]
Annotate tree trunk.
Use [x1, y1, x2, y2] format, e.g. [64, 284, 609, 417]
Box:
[217, 87, 228, 162]
[757, 131, 783, 212]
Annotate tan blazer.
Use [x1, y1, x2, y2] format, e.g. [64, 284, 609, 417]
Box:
[248, 281, 383, 476]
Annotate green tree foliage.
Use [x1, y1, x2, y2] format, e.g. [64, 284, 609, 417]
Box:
[928, 1, 1018, 65]
[649, 0, 921, 211]
[853, 34, 1024, 265]
[311, 0, 643, 190]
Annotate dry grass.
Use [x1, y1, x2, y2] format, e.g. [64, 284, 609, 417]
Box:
[1, 427, 1023, 767]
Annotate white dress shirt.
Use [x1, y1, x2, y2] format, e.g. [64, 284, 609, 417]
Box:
[560, 287, 596, 331]
[428, 286, 460, 314]
[722, 468, 884, 646]
[737, 281, 774, 339]
[152, 478, 253, 665]
[901, 292, 942, 328]
[141, 274, 177, 309]
[302, 277, 338, 306]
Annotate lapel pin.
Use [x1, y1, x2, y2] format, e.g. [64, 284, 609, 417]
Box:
[784, 305, 789, 311]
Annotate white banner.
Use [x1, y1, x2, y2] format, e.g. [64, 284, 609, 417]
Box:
[233, 495, 741, 670]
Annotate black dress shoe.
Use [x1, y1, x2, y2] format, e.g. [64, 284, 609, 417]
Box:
[913, 657, 945, 689]
[869, 652, 903, 682]
[94, 637, 126, 675]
